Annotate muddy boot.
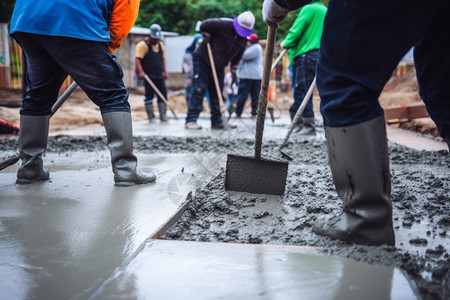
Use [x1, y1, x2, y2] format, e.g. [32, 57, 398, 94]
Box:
[158, 102, 168, 122]
[313, 116, 395, 246]
[297, 117, 315, 135]
[102, 112, 156, 186]
[16, 115, 50, 184]
[290, 111, 303, 132]
[145, 103, 155, 122]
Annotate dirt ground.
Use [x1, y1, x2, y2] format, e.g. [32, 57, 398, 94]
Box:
[0, 65, 441, 138]
[0, 67, 448, 299]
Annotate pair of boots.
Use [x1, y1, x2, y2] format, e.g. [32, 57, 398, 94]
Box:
[313, 116, 395, 246]
[289, 111, 315, 135]
[16, 112, 156, 187]
[145, 102, 167, 122]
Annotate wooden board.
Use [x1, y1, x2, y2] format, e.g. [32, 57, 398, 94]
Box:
[384, 104, 429, 123]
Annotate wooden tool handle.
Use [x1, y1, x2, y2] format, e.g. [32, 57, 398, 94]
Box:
[254, 26, 277, 159]
[206, 42, 224, 104]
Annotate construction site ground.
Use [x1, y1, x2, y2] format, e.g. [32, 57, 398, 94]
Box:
[0, 67, 449, 299]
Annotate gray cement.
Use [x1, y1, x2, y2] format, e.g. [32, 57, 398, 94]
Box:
[0, 116, 449, 299]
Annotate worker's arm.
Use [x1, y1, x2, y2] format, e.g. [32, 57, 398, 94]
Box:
[134, 41, 147, 79]
[160, 42, 168, 80]
[108, 0, 140, 52]
[135, 57, 145, 79]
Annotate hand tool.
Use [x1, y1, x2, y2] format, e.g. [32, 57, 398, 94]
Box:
[143, 74, 178, 119]
[0, 81, 77, 171]
[224, 26, 288, 196]
[275, 76, 316, 161]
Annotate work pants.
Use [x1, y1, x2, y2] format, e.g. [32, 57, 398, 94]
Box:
[235, 79, 262, 117]
[144, 77, 167, 105]
[12, 32, 130, 115]
[317, 0, 450, 140]
[291, 50, 318, 118]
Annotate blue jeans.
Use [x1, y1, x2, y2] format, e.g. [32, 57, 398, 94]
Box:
[290, 50, 318, 118]
[186, 53, 223, 126]
[317, 0, 450, 141]
[144, 77, 167, 105]
[235, 79, 261, 116]
[12, 32, 130, 115]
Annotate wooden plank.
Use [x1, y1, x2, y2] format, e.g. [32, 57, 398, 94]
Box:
[384, 104, 429, 123]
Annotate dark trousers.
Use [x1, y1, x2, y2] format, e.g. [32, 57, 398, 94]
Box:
[144, 77, 167, 105]
[186, 53, 223, 126]
[235, 79, 261, 116]
[12, 32, 130, 115]
[317, 0, 450, 141]
[290, 50, 318, 118]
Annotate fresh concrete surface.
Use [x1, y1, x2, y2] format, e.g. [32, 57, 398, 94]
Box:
[92, 239, 418, 300]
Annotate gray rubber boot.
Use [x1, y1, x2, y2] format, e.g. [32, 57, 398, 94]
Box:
[289, 111, 303, 132]
[16, 115, 50, 184]
[297, 117, 316, 135]
[145, 103, 155, 122]
[102, 112, 156, 186]
[158, 101, 168, 122]
[313, 116, 395, 246]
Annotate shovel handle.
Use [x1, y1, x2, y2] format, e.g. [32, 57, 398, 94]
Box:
[255, 26, 277, 159]
[144, 74, 178, 119]
[206, 42, 225, 105]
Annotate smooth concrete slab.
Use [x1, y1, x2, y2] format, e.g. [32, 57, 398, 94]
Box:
[92, 239, 418, 300]
[0, 152, 225, 299]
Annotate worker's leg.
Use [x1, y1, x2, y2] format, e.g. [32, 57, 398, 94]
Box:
[315, 0, 440, 245]
[152, 79, 168, 122]
[186, 54, 208, 125]
[207, 70, 224, 127]
[143, 80, 156, 122]
[249, 79, 262, 117]
[414, 0, 450, 149]
[40, 35, 155, 186]
[11, 32, 68, 184]
[235, 79, 251, 117]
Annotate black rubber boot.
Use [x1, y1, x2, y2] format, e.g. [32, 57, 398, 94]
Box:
[158, 102, 168, 122]
[16, 115, 50, 184]
[102, 112, 156, 186]
[313, 116, 395, 246]
[145, 103, 155, 122]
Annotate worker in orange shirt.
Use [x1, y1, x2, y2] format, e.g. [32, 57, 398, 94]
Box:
[9, 0, 156, 186]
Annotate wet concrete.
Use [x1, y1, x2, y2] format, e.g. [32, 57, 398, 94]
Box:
[0, 115, 449, 299]
[0, 151, 224, 299]
[92, 239, 418, 299]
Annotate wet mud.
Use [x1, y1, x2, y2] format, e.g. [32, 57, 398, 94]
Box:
[1, 134, 449, 299]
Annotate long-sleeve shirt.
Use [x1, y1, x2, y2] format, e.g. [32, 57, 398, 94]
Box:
[281, 1, 327, 61]
[195, 18, 247, 70]
[10, 0, 139, 51]
[237, 43, 263, 80]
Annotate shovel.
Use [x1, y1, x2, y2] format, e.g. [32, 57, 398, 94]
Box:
[0, 81, 78, 171]
[224, 26, 288, 196]
[143, 74, 178, 119]
[275, 76, 316, 161]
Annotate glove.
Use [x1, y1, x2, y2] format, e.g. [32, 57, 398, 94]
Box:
[201, 32, 211, 44]
[262, 0, 291, 28]
[231, 67, 238, 85]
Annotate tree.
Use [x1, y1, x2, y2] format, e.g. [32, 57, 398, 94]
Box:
[0, 0, 15, 23]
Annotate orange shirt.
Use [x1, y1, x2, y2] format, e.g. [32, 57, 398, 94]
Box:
[108, 0, 140, 52]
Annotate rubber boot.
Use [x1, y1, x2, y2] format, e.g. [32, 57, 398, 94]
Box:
[313, 116, 395, 246]
[145, 103, 155, 122]
[102, 112, 156, 186]
[297, 117, 316, 135]
[289, 111, 303, 132]
[158, 102, 168, 122]
[16, 115, 50, 184]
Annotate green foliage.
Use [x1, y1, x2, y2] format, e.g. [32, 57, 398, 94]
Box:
[136, 0, 299, 43]
[0, 0, 16, 23]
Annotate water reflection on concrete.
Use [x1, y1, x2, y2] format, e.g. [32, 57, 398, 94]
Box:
[0, 152, 225, 299]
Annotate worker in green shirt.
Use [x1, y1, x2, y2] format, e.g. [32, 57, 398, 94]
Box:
[281, 0, 327, 135]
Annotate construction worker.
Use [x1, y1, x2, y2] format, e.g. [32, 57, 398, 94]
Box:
[263, 0, 450, 246]
[9, 0, 156, 186]
[135, 24, 169, 122]
[280, 0, 327, 135]
[185, 11, 255, 130]
[235, 33, 263, 119]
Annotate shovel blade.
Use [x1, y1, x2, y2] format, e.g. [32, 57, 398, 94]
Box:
[225, 154, 288, 195]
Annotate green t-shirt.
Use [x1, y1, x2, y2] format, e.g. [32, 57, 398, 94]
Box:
[281, 1, 327, 62]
